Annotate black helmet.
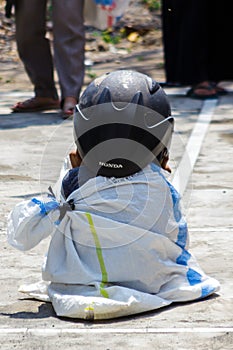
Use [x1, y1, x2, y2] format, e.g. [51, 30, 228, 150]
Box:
[74, 70, 174, 177]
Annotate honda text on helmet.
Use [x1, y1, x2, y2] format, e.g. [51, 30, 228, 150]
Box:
[74, 70, 174, 177]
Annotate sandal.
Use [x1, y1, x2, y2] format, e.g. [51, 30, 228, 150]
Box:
[210, 82, 228, 95]
[61, 97, 77, 120]
[187, 81, 218, 99]
[12, 97, 60, 113]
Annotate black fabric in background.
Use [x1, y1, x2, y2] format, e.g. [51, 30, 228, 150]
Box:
[162, 0, 233, 85]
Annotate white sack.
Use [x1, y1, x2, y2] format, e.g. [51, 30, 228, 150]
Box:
[8, 163, 220, 319]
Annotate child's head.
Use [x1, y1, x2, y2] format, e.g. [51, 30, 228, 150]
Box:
[73, 70, 174, 177]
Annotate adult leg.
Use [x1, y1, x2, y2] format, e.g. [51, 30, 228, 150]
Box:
[52, 0, 85, 117]
[15, 0, 58, 100]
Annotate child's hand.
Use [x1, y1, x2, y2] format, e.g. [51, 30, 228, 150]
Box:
[69, 149, 82, 168]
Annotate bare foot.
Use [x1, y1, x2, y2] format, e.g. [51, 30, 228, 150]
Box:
[62, 97, 77, 119]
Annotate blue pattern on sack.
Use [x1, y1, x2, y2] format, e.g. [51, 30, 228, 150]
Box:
[150, 163, 188, 249]
[94, 0, 114, 6]
[166, 183, 188, 249]
[187, 268, 203, 286]
[150, 162, 161, 174]
[150, 163, 202, 289]
[176, 249, 191, 266]
[167, 184, 181, 221]
[176, 218, 188, 249]
[201, 284, 216, 298]
[31, 198, 59, 216]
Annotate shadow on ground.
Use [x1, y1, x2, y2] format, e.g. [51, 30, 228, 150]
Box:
[0, 112, 72, 130]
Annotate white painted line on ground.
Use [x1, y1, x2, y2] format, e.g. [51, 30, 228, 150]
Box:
[0, 327, 232, 335]
[171, 99, 218, 197]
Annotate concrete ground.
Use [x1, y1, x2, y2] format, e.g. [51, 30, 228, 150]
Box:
[0, 53, 233, 349]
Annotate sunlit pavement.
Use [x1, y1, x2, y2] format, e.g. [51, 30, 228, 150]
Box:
[0, 87, 233, 349]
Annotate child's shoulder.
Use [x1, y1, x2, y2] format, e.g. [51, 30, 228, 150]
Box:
[62, 167, 80, 199]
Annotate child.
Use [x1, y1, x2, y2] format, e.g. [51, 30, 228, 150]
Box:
[7, 70, 220, 320]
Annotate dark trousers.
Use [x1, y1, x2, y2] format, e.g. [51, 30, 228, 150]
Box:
[15, 0, 85, 101]
[162, 0, 233, 85]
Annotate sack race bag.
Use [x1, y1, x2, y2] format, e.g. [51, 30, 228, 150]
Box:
[84, 0, 130, 30]
[8, 160, 220, 320]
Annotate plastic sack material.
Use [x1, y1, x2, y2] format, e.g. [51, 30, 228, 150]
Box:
[7, 160, 220, 320]
[84, 0, 130, 30]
